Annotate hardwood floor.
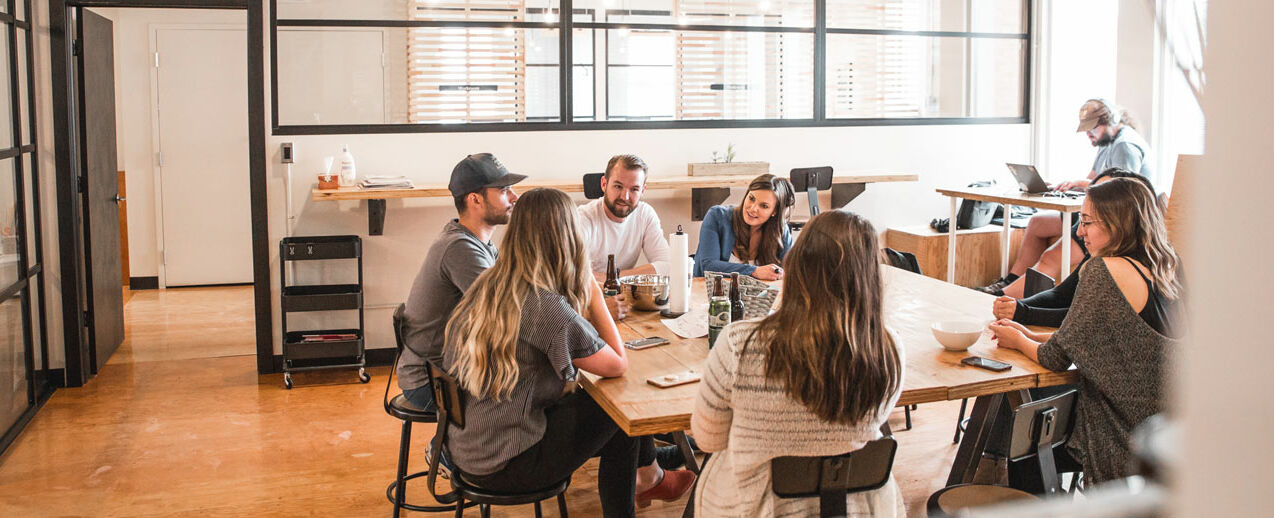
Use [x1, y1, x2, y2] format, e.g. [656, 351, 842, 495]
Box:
[111, 285, 256, 364]
[0, 287, 969, 517]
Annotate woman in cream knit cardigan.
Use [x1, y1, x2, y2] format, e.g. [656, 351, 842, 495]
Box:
[692, 210, 906, 517]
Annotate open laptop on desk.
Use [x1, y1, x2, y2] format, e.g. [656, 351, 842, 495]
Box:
[1005, 163, 1084, 198]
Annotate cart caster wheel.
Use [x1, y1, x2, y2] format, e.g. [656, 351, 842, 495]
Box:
[358, 369, 371, 383]
[284, 374, 294, 389]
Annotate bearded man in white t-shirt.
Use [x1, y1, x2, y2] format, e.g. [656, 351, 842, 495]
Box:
[578, 154, 672, 321]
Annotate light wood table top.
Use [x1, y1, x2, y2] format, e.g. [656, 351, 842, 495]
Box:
[579, 267, 1077, 436]
[312, 172, 919, 201]
[935, 186, 1085, 212]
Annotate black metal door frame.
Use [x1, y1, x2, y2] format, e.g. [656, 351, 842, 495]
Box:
[50, 0, 270, 387]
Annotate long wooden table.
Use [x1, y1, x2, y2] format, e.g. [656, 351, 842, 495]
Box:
[578, 266, 1077, 482]
[935, 187, 1085, 284]
[313, 172, 918, 235]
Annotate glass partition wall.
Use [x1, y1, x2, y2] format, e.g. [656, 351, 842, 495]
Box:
[271, 0, 1029, 133]
[0, 0, 50, 453]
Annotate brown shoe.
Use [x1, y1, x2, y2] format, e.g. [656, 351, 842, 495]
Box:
[636, 469, 696, 508]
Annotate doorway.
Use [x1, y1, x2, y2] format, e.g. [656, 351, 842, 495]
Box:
[49, 1, 270, 387]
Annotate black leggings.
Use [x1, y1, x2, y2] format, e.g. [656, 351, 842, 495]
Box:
[464, 391, 639, 518]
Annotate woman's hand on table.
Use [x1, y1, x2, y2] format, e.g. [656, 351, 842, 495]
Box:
[992, 296, 1017, 320]
[988, 319, 1043, 363]
[751, 264, 784, 281]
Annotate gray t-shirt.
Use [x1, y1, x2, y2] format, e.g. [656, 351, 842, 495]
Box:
[396, 220, 497, 392]
[441, 288, 606, 476]
[1092, 126, 1155, 181]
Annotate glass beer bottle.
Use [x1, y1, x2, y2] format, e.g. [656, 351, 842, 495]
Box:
[604, 254, 620, 296]
[708, 277, 732, 349]
[729, 272, 745, 322]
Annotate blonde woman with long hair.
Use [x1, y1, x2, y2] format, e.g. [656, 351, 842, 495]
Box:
[990, 177, 1183, 486]
[440, 188, 642, 516]
[691, 210, 905, 517]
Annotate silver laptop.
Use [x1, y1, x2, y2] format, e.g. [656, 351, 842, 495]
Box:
[1005, 163, 1052, 194]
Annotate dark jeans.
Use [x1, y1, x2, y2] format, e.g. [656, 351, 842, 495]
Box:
[464, 391, 639, 518]
[402, 383, 437, 413]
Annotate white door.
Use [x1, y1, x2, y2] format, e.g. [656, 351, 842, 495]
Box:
[153, 28, 252, 286]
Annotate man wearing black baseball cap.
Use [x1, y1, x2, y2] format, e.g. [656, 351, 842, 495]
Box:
[395, 153, 527, 414]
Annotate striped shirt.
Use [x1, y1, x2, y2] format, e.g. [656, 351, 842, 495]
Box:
[692, 319, 906, 517]
[441, 288, 606, 476]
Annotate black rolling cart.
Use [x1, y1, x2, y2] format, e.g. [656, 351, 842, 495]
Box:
[279, 235, 370, 389]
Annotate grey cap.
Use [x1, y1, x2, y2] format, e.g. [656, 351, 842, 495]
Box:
[448, 153, 528, 197]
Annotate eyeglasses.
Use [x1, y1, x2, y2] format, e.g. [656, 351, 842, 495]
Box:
[1079, 218, 1103, 228]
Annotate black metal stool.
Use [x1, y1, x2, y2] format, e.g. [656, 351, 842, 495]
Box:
[425, 361, 571, 517]
[384, 304, 473, 516]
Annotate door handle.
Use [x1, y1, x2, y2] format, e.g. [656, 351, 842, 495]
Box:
[113, 195, 126, 203]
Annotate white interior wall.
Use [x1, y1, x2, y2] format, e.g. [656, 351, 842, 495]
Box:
[1180, 2, 1273, 515]
[267, 125, 1032, 353]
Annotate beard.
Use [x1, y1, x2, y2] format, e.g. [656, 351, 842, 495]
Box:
[483, 205, 511, 226]
[1094, 133, 1115, 147]
[605, 197, 636, 219]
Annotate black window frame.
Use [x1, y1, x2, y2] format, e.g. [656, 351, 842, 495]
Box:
[270, 0, 1031, 135]
[0, 0, 52, 454]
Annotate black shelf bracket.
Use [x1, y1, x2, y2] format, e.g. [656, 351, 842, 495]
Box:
[831, 182, 868, 209]
[691, 187, 731, 221]
[368, 199, 386, 235]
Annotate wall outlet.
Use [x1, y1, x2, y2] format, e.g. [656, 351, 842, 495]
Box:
[281, 142, 294, 163]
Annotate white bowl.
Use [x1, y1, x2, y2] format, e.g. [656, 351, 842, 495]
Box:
[931, 320, 985, 351]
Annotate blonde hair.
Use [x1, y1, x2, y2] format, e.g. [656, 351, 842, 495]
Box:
[444, 188, 594, 399]
[1087, 178, 1181, 300]
[743, 210, 901, 425]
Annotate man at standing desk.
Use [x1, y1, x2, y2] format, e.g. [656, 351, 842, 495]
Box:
[395, 153, 525, 411]
[979, 98, 1156, 296]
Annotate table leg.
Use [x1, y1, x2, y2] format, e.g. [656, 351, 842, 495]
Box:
[1060, 210, 1073, 281]
[945, 394, 1003, 486]
[1001, 204, 1012, 278]
[673, 431, 701, 474]
[948, 197, 958, 283]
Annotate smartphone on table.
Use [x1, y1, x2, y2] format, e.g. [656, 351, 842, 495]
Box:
[625, 336, 670, 350]
[961, 356, 1012, 372]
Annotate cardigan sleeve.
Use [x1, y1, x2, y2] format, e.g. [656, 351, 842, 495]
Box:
[694, 206, 758, 277]
[691, 321, 743, 452]
[1035, 262, 1108, 372]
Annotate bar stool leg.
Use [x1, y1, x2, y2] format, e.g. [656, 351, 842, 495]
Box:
[557, 493, 569, 517]
[480, 504, 492, 518]
[534, 500, 543, 518]
[393, 420, 412, 517]
[454, 496, 465, 518]
[953, 398, 968, 444]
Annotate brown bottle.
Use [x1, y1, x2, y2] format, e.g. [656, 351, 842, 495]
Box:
[729, 272, 745, 321]
[604, 254, 620, 296]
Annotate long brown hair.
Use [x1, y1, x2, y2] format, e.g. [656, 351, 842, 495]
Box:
[445, 188, 593, 400]
[731, 174, 795, 266]
[743, 210, 901, 425]
[1087, 178, 1181, 300]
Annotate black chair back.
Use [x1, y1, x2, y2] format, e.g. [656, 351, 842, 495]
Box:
[583, 173, 604, 199]
[883, 248, 922, 275]
[1007, 389, 1079, 494]
[424, 360, 466, 505]
[384, 303, 409, 415]
[771, 437, 898, 518]
[1023, 267, 1055, 298]
[790, 166, 833, 217]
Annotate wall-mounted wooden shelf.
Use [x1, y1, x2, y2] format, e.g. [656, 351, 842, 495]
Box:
[313, 172, 919, 235]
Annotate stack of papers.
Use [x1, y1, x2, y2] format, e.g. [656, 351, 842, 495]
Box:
[358, 176, 415, 190]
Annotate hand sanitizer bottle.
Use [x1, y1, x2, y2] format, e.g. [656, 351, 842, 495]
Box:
[339, 145, 357, 186]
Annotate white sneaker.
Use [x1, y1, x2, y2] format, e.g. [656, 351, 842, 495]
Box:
[425, 443, 451, 480]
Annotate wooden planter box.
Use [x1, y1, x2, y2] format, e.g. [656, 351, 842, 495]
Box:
[687, 161, 769, 177]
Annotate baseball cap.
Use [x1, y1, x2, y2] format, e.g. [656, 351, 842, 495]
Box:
[448, 153, 528, 197]
[1076, 99, 1118, 133]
